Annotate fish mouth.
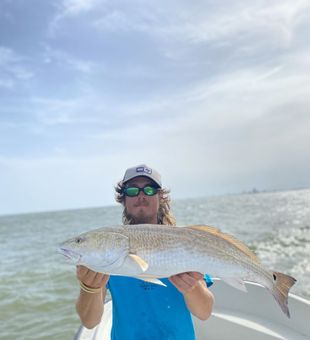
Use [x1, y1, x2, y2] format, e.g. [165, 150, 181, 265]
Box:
[58, 247, 82, 263]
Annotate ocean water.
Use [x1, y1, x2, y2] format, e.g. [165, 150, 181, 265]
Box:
[1, 189, 309, 339]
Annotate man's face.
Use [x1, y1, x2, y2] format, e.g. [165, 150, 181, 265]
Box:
[124, 176, 160, 224]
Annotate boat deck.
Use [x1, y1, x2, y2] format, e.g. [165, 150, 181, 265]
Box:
[75, 281, 310, 340]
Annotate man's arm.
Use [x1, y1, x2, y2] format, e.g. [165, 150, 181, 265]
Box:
[76, 265, 110, 329]
[169, 272, 214, 320]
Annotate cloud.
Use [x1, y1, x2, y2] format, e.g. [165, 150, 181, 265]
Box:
[0, 46, 34, 88]
[61, 0, 104, 16]
[0, 46, 20, 64]
[13, 41, 310, 156]
[42, 45, 94, 73]
[0, 78, 14, 89]
[48, 0, 106, 37]
[31, 97, 101, 127]
[91, 1, 310, 46]
[1, 0, 310, 214]
[50, 0, 305, 45]
[84, 48, 310, 195]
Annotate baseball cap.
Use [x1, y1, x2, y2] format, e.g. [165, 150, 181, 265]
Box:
[123, 164, 162, 188]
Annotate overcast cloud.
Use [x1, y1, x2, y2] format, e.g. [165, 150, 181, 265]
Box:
[1, 0, 310, 215]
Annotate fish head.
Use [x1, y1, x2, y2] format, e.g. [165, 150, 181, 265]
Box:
[59, 229, 129, 271]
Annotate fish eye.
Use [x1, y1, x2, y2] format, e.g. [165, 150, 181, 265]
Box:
[75, 236, 83, 244]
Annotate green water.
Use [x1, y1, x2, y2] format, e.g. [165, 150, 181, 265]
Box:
[1, 189, 309, 339]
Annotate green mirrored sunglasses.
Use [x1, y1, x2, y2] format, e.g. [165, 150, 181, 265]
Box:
[123, 185, 158, 197]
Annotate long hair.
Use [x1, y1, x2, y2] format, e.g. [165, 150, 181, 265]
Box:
[115, 180, 176, 226]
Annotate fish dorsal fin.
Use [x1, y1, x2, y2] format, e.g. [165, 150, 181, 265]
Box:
[188, 225, 260, 263]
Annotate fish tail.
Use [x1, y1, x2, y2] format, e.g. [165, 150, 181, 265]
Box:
[271, 271, 296, 318]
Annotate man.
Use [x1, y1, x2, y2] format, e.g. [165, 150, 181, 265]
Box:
[76, 164, 214, 339]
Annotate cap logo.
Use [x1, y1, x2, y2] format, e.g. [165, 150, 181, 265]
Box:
[136, 166, 152, 175]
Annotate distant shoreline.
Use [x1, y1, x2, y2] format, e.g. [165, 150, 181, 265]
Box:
[1, 186, 309, 218]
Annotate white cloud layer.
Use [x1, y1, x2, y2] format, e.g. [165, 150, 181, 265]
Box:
[0, 47, 34, 88]
[0, 0, 310, 214]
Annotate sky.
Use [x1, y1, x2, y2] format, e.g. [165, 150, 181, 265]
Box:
[1, 0, 310, 216]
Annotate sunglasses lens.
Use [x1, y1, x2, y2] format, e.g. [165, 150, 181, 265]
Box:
[143, 186, 157, 196]
[125, 187, 139, 197]
[124, 185, 158, 197]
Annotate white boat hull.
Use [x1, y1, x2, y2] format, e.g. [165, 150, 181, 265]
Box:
[75, 281, 310, 340]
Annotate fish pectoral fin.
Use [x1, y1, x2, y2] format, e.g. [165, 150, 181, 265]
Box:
[136, 277, 167, 287]
[128, 254, 149, 272]
[222, 278, 248, 292]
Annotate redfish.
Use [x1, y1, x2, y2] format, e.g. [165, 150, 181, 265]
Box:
[59, 224, 296, 318]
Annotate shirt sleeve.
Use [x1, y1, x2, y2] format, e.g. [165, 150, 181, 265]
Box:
[204, 274, 214, 287]
[106, 279, 111, 290]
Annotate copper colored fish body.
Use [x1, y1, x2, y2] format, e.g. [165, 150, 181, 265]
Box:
[59, 224, 296, 318]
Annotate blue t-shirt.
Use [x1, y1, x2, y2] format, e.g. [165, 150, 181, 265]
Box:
[107, 275, 213, 340]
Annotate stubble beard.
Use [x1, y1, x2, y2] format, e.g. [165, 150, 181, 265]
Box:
[128, 212, 156, 224]
[126, 208, 158, 225]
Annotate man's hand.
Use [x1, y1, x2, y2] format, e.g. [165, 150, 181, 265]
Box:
[76, 265, 110, 289]
[76, 265, 109, 329]
[169, 271, 214, 320]
[168, 272, 204, 295]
